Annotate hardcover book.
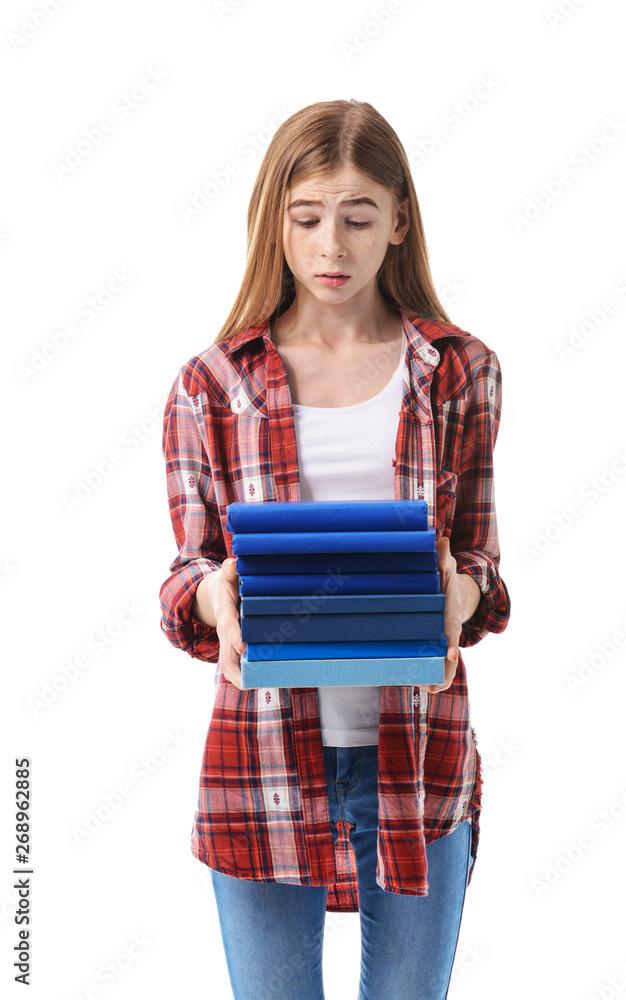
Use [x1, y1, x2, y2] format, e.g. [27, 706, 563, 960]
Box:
[244, 638, 448, 661]
[240, 593, 446, 615]
[238, 571, 440, 596]
[232, 529, 436, 555]
[240, 611, 445, 642]
[226, 499, 428, 533]
[240, 655, 445, 688]
[235, 550, 436, 575]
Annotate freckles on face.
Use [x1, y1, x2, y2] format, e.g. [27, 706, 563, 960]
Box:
[280, 168, 402, 280]
[352, 231, 379, 256]
[283, 217, 389, 273]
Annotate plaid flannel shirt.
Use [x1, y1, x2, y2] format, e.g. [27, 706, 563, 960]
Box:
[159, 309, 510, 911]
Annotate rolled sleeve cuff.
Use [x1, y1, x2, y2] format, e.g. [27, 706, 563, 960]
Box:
[453, 551, 511, 647]
[159, 557, 223, 663]
[160, 615, 220, 662]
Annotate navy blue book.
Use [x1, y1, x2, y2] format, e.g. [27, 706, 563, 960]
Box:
[240, 593, 445, 615]
[245, 639, 448, 661]
[226, 499, 428, 533]
[235, 550, 436, 575]
[232, 530, 436, 555]
[238, 571, 440, 596]
[240, 611, 445, 642]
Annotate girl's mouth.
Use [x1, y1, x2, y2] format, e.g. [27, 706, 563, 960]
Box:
[317, 274, 350, 287]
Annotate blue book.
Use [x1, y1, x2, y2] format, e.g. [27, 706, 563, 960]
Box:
[245, 639, 448, 661]
[233, 530, 436, 555]
[235, 550, 436, 574]
[241, 593, 446, 615]
[240, 655, 445, 689]
[238, 571, 440, 596]
[240, 611, 445, 642]
[227, 499, 428, 533]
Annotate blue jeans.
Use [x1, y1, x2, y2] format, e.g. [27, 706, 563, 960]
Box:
[210, 744, 473, 1000]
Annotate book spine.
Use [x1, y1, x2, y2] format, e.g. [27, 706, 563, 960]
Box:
[245, 638, 448, 661]
[226, 499, 428, 533]
[238, 571, 440, 596]
[240, 612, 445, 643]
[232, 529, 436, 555]
[240, 655, 445, 688]
[240, 593, 446, 614]
[235, 550, 436, 574]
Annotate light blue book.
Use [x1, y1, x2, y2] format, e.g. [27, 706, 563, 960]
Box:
[240, 655, 445, 689]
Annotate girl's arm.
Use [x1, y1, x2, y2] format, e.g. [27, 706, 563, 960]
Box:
[159, 365, 227, 663]
[445, 346, 511, 648]
[425, 535, 482, 694]
[456, 569, 482, 623]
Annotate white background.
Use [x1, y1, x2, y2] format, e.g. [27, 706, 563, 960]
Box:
[2, 0, 626, 998]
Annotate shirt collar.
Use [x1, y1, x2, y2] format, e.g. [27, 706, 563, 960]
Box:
[223, 308, 465, 361]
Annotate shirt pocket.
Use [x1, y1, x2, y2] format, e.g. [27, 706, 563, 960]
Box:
[435, 468, 458, 541]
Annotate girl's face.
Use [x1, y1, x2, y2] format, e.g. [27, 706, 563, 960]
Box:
[281, 164, 409, 307]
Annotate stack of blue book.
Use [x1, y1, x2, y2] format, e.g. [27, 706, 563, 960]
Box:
[226, 500, 446, 689]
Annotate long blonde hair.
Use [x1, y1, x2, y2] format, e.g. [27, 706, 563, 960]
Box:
[213, 99, 451, 344]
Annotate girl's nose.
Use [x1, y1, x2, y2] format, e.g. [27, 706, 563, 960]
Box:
[318, 221, 347, 256]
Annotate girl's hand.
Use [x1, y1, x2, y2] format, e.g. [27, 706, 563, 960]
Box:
[205, 558, 246, 689]
[424, 537, 479, 695]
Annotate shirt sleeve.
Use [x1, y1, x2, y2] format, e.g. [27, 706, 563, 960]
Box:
[158, 365, 227, 663]
[450, 348, 511, 647]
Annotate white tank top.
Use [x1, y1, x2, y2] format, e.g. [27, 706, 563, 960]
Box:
[291, 330, 406, 746]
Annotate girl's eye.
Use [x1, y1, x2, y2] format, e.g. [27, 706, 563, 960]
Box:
[294, 220, 370, 229]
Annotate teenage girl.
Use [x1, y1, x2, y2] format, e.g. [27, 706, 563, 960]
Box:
[159, 98, 510, 1000]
